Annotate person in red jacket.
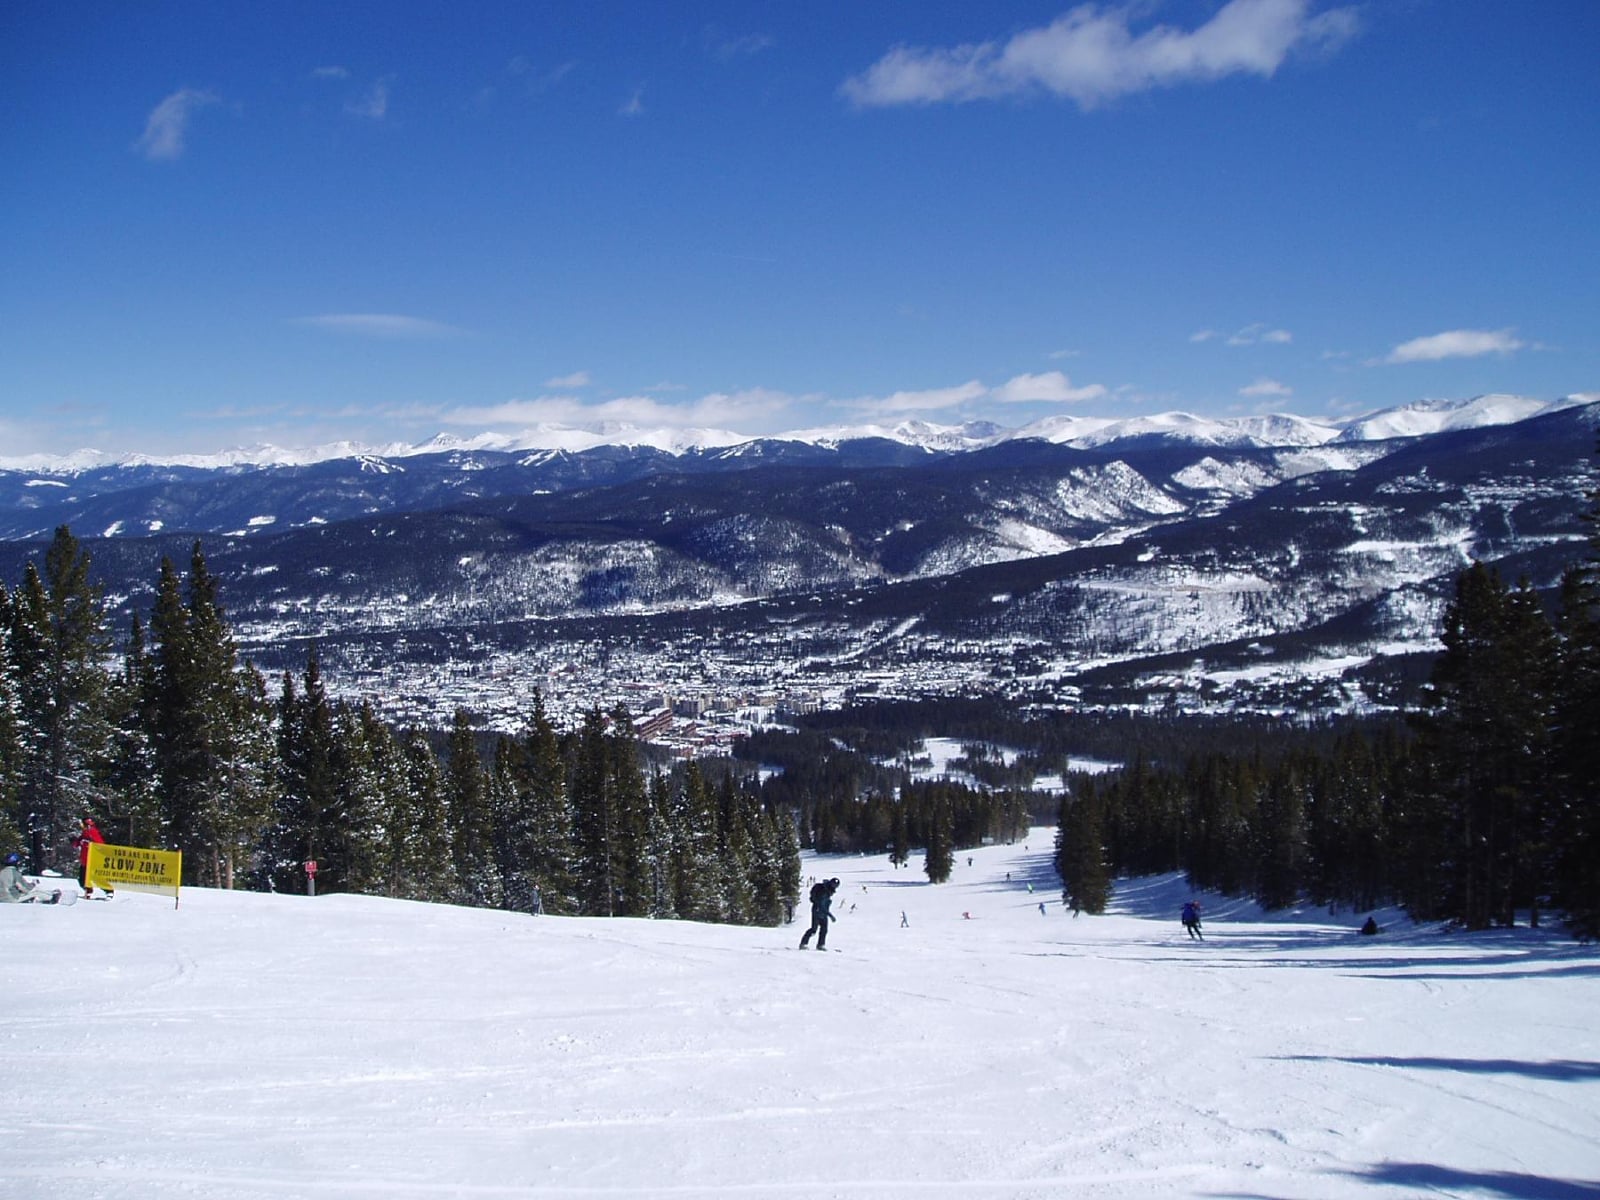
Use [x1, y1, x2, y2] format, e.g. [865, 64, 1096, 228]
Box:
[71, 817, 110, 899]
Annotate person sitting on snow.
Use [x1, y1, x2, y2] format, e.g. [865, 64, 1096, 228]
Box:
[1, 852, 54, 903]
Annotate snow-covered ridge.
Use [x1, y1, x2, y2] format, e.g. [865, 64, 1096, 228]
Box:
[3, 393, 1591, 474]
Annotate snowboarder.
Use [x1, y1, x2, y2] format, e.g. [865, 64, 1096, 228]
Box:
[900, 910, 908, 928]
[1360, 916, 1381, 936]
[1038, 902, 1047, 915]
[1, 852, 58, 903]
[71, 817, 110, 900]
[1181, 900, 1203, 940]
[799, 878, 839, 950]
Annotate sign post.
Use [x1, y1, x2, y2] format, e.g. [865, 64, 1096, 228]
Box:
[305, 859, 318, 897]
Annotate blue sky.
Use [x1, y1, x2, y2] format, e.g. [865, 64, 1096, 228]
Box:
[3, 0, 1597, 459]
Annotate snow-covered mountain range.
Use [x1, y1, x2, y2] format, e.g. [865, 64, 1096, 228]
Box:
[0, 392, 1595, 726]
[4, 392, 1592, 473]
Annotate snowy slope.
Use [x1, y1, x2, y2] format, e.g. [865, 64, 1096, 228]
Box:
[4, 830, 1596, 1199]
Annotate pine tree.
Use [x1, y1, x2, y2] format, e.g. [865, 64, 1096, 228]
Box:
[401, 729, 455, 900]
[1552, 449, 1600, 936]
[671, 760, 725, 921]
[1057, 789, 1110, 913]
[1419, 563, 1558, 929]
[569, 706, 617, 915]
[519, 693, 577, 913]
[10, 528, 112, 868]
[267, 648, 341, 892]
[923, 787, 954, 884]
[445, 709, 497, 907]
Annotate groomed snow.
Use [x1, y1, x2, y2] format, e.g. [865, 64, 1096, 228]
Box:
[4, 829, 1597, 1199]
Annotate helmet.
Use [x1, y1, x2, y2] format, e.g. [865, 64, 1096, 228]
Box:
[2, 852, 19, 866]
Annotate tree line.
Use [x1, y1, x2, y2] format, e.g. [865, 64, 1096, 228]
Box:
[1057, 466, 1600, 937]
[0, 528, 801, 925]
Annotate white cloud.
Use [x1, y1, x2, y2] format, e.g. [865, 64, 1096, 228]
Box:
[620, 86, 646, 117]
[442, 388, 794, 431]
[991, 371, 1107, 404]
[703, 27, 775, 61]
[847, 381, 989, 417]
[346, 78, 391, 120]
[841, 0, 1359, 110]
[135, 88, 219, 161]
[1239, 377, 1293, 398]
[311, 66, 350, 80]
[294, 314, 465, 339]
[1189, 330, 1219, 343]
[544, 370, 592, 389]
[1223, 323, 1293, 346]
[1384, 328, 1527, 364]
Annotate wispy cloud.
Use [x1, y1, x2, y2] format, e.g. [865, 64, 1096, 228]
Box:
[1240, 377, 1293, 398]
[991, 371, 1107, 404]
[346, 77, 392, 120]
[620, 86, 646, 117]
[847, 381, 989, 416]
[311, 66, 350, 80]
[703, 26, 775, 61]
[442, 388, 793, 431]
[1383, 328, 1527, 364]
[544, 370, 592, 389]
[294, 313, 466, 339]
[841, 0, 1360, 110]
[847, 372, 1106, 417]
[1196, 323, 1293, 346]
[135, 88, 220, 161]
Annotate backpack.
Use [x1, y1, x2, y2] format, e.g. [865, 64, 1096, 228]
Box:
[809, 881, 828, 904]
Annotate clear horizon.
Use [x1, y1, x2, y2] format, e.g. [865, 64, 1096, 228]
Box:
[4, 1, 1597, 459]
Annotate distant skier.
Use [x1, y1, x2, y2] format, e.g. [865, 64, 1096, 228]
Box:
[1360, 916, 1381, 936]
[900, 911, 908, 928]
[799, 878, 840, 950]
[1038, 902, 1047, 915]
[1181, 900, 1203, 940]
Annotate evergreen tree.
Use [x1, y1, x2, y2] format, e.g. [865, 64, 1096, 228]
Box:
[10, 528, 112, 867]
[923, 787, 954, 884]
[0, 586, 23, 854]
[1418, 563, 1558, 929]
[445, 709, 497, 907]
[1552, 451, 1600, 936]
[671, 760, 725, 921]
[1057, 789, 1110, 913]
[401, 729, 455, 900]
[569, 706, 618, 915]
[266, 648, 340, 892]
[519, 693, 577, 913]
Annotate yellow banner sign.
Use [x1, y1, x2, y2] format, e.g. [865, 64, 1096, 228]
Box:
[86, 842, 183, 902]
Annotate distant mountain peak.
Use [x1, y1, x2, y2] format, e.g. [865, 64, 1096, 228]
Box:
[1, 393, 1588, 475]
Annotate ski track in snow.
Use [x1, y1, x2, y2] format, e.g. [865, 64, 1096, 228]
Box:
[4, 830, 1599, 1199]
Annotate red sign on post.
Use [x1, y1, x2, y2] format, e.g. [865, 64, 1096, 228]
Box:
[305, 860, 318, 876]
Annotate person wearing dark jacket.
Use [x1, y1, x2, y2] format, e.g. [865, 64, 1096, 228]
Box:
[799, 878, 840, 950]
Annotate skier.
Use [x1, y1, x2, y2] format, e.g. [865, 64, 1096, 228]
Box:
[1360, 916, 1381, 936]
[1181, 900, 1203, 940]
[799, 877, 839, 950]
[71, 817, 111, 899]
[1, 852, 58, 903]
[900, 910, 908, 928]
